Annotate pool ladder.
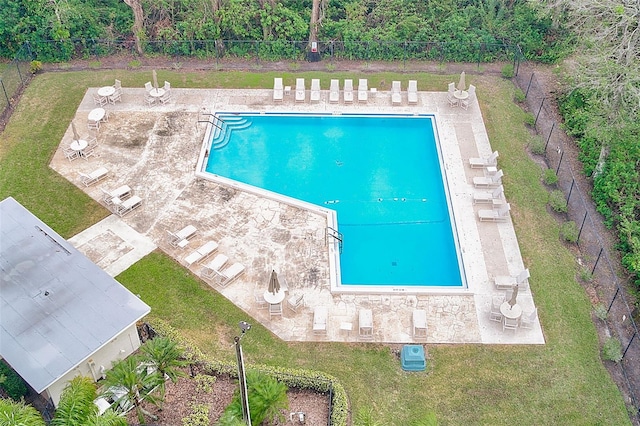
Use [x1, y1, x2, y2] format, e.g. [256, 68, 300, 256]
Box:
[326, 227, 343, 254]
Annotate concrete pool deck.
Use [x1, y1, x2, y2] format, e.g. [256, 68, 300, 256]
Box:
[50, 84, 544, 345]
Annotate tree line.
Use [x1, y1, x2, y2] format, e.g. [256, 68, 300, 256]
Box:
[0, 0, 569, 62]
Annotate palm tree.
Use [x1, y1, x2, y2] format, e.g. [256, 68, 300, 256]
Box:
[100, 356, 162, 424]
[0, 398, 45, 426]
[51, 376, 126, 426]
[139, 337, 189, 408]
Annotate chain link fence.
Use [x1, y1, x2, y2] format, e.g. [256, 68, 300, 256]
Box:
[514, 54, 640, 423]
[0, 44, 33, 127]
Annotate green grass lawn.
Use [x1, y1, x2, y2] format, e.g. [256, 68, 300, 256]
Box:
[0, 70, 631, 425]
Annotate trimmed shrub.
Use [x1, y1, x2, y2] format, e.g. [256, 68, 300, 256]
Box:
[593, 304, 608, 321]
[182, 403, 210, 426]
[560, 220, 579, 243]
[524, 112, 536, 128]
[501, 64, 514, 78]
[542, 168, 558, 186]
[514, 88, 526, 103]
[529, 135, 546, 155]
[548, 190, 568, 213]
[602, 337, 623, 362]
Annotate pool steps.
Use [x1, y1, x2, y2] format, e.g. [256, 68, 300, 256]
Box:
[211, 116, 251, 150]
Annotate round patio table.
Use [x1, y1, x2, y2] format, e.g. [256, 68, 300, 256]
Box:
[263, 289, 285, 305]
[70, 139, 87, 152]
[453, 90, 469, 100]
[98, 86, 115, 98]
[88, 108, 106, 123]
[149, 88, 165, 98]
[500, 302, 522, 320]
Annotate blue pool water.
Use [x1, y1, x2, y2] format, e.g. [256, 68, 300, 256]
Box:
[205, 113, 463, 287]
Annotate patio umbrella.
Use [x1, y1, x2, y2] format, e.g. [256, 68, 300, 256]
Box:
[457, 71, 466, 92]
[508, 284, 519, 307]
[71, 121, 80, 141]
[152, 69, 159, 90]
[267, 269, 281, 295]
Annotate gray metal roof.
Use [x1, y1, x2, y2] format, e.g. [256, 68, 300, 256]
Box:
[0, 197, 150, 393]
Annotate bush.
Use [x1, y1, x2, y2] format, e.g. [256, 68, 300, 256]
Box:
[182, 403, 210, 426]
[529, 135, 546, 155]
[524, 112, 536, 127]
[593, 304, 608, 321]
[501, 64, 514, 78]
[560, 220, 579, 243]
[514, 88, 526, 103]
[548, 190, 568, 213]
[602, 337, 623, 362]
[29, 60, 42, 74]
[542, 168, 558, 186]
[195, 374, 216, 393]
[0, 360, 29, 400]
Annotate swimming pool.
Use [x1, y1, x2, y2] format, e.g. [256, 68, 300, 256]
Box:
[201, 113, 464, 288]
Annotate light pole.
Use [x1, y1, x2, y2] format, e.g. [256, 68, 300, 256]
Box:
[235, 321, 252, 425]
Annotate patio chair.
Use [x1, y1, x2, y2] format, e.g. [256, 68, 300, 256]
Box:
[216, 262, 245, 287]
[63, 147, 80, 162]
[200, 253, 229, 281]
[101, 185, 132, 206]
[490, 295, 504, 322]
[447, 82, 458, 107]
[109, 82, 122, 103]
[81, 144, 97, 160]
[461, 84, 476, 110]
[473, 185, 504, 205]
[287, 293, 305, 312]
[269, 302, 283, 319]
[310, 78, 321, 102]
[343, 79, 354, 103]
[358, 308, 373, 340]
[478, 203, 511, 222]
[412, 309, 428, 339]
[313, 306, 328, 335]
[159, 89, 172, 104]
[144, 81, 153, 92]
[114, 79, 121, 89]
[502, 315, 519, 333]
[273, 77, 284, 102]
[163, 81, 171, 93]
[115, 195, 142, 217]
[358, 78, 368, 103]
[391, 81, 402, 105]
[144, 92, 155, 107]
[184, 240, 219, 266]
[329, 79, 339, 103]
[79, 167, 109, 187]
[254, 290, 268, 309]
[295, 78, 306, 103]
[407, 80, 418, 105]
[93, 93, 107, 107]
[473, 169, 503, 188]
[469, 150, 499, 169]
[167, 224, 198, 248]
[520, 308, 537, 329]
[494, 269, 530, 290]
[87, 119, 100, 131]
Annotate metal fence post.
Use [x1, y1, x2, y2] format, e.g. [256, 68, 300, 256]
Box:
[544, 122, 555, 151]
[555, 150, 563, 175]
[0, 80, 9, 107]
[525, 73, 534, 98]
[534, 97, 545, 126]
[576, 210, 588, 245]
[592, 247, 604, 276]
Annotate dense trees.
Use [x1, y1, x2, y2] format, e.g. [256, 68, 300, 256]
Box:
[1, 0, 567, 62]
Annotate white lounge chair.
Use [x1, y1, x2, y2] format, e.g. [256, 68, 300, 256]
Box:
[329, 79, 339, 103]
[101, 185, 132, 206]
[473, 186, 504, 204]
[215, 262, 245, 287]
[494, 269, 530, 290]
[461, 84, 476, 110]
[470, 150, 499, 169]
[391, 81, 402, 105]
[115, 195, 142, 217]
[478, 203, 511, 222]
[295, 78, 306, 102]
[200, 253, 229, 281]
[407, 80, 418, 105]
[358, 78, 368, 103]
[473, 169, 503, 188]
[412, 309, 427, 339]
[313, 306, 328, 335]
[310, 79, 321, 102]
[343, 79, 354, 103]
[79, 167, 109, 187]
[273, 77, 284, 102]
[167, 224, 198, 248]
[184, 241, 218, 266]
[358, 308, 373, 340]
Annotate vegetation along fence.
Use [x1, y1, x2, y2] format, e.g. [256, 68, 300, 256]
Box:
[0, 44, 33, 126]
[514, 59, 640, 422]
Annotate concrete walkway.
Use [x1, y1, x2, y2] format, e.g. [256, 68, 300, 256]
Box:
[53, 84, 544, 344]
